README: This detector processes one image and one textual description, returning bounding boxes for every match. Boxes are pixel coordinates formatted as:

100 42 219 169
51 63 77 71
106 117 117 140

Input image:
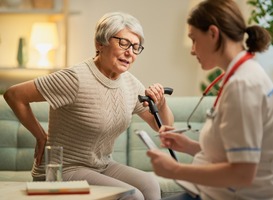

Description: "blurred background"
0 0 272 96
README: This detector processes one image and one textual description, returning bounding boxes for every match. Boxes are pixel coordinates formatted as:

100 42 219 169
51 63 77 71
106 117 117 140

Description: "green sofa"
0 94 215 198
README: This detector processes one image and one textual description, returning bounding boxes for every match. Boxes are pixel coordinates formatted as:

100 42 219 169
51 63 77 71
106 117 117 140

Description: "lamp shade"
30 22 59 50
29 22 59 68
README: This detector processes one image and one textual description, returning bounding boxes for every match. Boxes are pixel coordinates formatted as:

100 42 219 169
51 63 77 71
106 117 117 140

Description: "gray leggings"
62 161 161 200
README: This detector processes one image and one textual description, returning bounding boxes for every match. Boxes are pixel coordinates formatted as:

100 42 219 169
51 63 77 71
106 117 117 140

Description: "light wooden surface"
0 182 135 200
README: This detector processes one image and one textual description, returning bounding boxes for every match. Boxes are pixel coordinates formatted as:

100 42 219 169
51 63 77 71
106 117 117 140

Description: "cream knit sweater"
32 58 147 178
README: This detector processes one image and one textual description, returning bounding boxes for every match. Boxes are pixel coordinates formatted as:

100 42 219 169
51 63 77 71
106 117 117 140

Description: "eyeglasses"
112 36 144 55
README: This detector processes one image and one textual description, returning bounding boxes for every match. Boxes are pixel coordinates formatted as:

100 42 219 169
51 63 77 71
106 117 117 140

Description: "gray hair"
94 12 144 46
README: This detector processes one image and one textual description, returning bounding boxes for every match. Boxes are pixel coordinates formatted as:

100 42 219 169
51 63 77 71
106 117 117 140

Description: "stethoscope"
186 51 255 131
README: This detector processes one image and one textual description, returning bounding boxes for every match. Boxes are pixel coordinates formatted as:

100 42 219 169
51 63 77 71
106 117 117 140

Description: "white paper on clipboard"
134 129 158 150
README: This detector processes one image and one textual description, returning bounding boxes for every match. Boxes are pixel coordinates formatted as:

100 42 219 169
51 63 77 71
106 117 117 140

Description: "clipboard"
175 179 199 198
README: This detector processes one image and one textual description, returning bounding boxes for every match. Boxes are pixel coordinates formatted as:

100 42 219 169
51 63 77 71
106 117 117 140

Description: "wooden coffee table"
0 182 135 200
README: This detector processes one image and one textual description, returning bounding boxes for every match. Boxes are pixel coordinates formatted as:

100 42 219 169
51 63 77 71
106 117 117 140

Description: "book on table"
26 180 90 195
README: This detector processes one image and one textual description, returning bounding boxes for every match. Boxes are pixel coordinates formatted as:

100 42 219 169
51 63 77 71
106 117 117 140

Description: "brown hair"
187 0 271 53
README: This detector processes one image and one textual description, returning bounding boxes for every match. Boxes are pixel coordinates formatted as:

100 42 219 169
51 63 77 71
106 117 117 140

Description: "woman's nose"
125 46 134 56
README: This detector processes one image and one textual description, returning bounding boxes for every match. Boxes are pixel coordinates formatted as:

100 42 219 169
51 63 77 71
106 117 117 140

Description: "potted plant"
247 0 273 80
247 0 273 45
200 68 222 96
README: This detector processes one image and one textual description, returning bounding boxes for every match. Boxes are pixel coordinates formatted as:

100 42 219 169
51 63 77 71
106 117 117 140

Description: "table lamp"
30 22 59 68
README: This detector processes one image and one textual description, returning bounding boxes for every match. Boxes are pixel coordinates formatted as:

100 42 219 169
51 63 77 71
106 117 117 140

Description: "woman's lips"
119 59 130 65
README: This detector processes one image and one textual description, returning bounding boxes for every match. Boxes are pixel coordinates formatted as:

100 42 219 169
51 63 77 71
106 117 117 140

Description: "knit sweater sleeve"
34 69 79 109
126 73 148 115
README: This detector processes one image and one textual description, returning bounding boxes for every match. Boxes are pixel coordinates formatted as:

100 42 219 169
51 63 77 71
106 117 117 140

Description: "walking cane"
138 87 178 161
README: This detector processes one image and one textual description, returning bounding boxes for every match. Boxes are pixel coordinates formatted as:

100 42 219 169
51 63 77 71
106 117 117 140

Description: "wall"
68 0 204 96
68 0 273 97
1 0 271 96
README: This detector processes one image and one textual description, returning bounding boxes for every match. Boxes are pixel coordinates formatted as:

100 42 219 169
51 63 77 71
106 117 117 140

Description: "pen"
165 128 189 133
155 128 189 137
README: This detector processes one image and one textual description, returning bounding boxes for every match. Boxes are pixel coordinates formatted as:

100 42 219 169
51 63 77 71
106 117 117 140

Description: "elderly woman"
4 12 174 200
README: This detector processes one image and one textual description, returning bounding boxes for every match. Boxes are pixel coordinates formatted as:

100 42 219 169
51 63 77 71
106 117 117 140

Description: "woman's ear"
208 25 219 40
95 41 103 52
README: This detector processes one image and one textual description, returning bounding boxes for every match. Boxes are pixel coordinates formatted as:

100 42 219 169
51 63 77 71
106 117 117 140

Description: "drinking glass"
45 146 63 181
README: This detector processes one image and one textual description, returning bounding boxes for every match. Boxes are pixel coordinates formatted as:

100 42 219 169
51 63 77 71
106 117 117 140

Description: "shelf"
0 0 69 94
0 0 69 70
0 8 63 14
0 67 61 77
0 67 60 93
0 67 61 71
0 8 79 15
0 0 65 14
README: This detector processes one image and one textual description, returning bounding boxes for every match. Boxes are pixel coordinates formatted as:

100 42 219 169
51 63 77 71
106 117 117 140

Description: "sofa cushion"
112 131 128 165
155 175 186 198
127 96 215 171
0 98 49 171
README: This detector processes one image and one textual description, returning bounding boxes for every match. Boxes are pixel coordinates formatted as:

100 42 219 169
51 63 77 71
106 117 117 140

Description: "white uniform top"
191 51 273 200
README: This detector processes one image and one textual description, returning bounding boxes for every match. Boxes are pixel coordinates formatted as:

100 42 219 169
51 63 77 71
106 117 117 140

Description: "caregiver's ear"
208 25 220 40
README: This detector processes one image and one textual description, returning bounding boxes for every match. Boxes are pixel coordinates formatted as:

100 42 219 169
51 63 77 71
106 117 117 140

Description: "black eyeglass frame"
112 36 144 55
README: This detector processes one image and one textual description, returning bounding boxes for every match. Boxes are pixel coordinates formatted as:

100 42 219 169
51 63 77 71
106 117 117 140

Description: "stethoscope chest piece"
206 107 217 119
